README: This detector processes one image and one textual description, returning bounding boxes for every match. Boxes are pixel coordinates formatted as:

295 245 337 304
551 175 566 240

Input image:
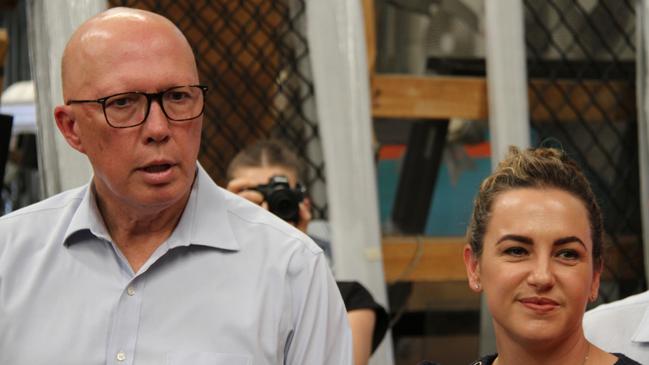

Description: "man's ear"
54 104 85 153
463 244 482 293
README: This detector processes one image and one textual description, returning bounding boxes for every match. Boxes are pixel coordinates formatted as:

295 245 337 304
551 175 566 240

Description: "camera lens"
267 190 300 223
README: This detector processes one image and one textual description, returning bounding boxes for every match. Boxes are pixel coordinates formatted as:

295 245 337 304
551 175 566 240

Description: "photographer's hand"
295 199 312 233
227 177 312 233
226 177 268 209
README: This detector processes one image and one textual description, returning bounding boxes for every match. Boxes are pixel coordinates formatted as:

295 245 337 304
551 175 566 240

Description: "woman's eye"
504 247 528 257
556 250 580 260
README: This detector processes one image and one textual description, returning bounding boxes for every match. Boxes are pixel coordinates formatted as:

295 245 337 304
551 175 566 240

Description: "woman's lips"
519 297 560 313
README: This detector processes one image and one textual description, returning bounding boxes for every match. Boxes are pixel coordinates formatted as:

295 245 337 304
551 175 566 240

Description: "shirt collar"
63 163 239 252
63 183 111 244
166 163 239 251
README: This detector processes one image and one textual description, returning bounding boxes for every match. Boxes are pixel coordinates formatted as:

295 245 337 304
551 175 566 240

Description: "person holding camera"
227 155 310 232
227 139 389 365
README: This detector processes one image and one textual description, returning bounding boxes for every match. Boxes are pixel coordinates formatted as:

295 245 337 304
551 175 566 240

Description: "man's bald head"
61 7 197 99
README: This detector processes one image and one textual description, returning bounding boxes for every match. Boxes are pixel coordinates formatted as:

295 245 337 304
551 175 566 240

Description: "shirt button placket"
107 279 143 365
116 351 127 362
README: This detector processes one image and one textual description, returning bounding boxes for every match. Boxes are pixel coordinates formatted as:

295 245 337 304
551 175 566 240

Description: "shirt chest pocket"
166 352 252 365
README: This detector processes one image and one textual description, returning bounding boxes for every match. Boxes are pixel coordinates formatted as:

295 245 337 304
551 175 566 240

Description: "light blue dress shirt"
0 165 352 365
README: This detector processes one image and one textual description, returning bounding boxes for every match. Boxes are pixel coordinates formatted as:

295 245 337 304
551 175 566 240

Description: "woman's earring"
589 293 598 302
475 283 481 290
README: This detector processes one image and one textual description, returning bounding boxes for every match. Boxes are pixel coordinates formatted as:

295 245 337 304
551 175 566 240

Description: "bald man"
0 7 352 365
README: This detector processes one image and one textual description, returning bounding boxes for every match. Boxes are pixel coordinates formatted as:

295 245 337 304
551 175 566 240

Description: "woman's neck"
493 327 591 365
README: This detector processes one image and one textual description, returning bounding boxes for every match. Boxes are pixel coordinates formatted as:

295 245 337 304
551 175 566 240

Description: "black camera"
254 175 305 223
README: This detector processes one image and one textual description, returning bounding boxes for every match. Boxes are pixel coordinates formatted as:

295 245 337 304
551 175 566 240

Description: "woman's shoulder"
458 353 639 365
613 353 642 365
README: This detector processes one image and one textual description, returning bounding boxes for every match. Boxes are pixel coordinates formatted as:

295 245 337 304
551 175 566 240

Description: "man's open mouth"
142 164 173 173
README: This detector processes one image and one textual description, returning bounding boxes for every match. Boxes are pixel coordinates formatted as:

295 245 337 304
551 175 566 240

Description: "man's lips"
140 163 174 173
136 161 178 184
519 297 560 312
137 161 177 173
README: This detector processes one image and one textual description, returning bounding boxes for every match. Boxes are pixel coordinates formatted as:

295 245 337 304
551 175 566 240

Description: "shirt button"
127 286 136 296
116 351 126 361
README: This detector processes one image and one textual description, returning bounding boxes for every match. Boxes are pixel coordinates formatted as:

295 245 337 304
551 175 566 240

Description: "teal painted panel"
424 158 491 236
376 154 491 236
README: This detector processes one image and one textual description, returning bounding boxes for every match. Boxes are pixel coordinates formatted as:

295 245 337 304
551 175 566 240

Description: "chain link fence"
524 0 644 300
109 0 328 219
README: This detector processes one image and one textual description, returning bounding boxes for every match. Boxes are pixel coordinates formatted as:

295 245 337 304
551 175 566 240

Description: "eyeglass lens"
105 85 204 127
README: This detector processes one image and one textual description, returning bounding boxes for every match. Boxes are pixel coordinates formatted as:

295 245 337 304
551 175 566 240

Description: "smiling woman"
451 147 639 365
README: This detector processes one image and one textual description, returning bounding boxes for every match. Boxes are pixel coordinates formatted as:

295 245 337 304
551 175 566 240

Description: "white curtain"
305 1 394 364
26 0 105 197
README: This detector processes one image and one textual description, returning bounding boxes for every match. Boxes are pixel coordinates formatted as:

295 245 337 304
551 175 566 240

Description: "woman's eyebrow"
554 236 586 248
496 234 533 245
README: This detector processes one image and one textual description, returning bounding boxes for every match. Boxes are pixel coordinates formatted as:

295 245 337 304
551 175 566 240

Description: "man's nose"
142 99 171 144
526 256 555 291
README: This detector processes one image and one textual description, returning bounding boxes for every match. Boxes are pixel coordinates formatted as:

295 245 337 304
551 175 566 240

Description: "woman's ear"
54 104 85 153
464 244 482 293
589 259 603 302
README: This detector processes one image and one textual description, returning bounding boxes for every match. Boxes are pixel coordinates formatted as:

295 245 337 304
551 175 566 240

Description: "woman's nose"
526 257 555 291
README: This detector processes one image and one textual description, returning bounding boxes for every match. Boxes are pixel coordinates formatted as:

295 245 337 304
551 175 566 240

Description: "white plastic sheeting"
26 0 105 197
482 0 530 356
305 1 394 364
637 0 649 285
485 0 531 162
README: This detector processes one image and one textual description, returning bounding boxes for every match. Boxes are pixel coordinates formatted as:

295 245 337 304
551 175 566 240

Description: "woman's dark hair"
467 146 603 267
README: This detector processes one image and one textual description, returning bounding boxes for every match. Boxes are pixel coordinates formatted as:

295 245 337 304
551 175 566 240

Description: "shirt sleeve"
284 244 353 365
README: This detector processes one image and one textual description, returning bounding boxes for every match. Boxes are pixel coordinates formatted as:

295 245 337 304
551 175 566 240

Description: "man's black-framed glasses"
66 85 208 128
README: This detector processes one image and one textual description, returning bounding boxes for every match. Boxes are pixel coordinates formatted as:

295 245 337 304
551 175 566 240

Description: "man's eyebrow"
554 236 585 248
496 234 533 245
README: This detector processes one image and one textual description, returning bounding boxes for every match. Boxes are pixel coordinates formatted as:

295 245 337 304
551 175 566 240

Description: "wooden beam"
0 29 7 63
372 75 488 120
361 0 376 76
0 29 7 96
371 74 634 123
382 236 468 283
405 282 480 311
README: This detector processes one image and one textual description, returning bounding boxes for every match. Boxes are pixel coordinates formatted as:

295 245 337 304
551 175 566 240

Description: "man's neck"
94 186 191 273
